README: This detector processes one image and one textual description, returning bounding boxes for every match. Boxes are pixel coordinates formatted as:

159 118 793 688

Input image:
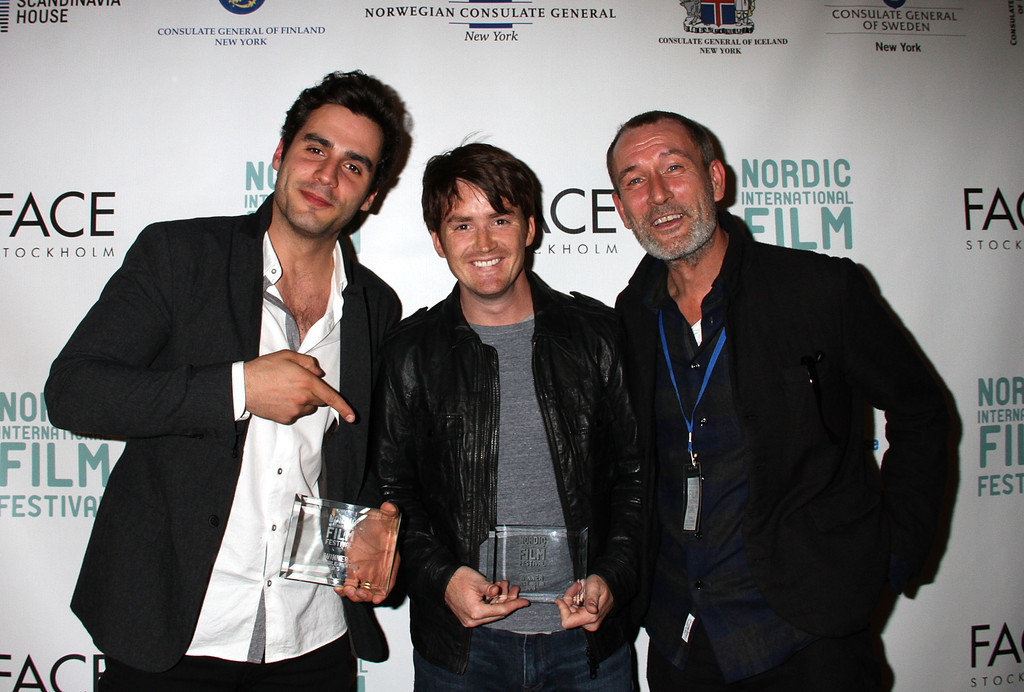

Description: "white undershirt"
187 235 348 662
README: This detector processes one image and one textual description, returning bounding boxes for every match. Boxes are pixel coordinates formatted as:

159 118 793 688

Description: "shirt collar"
262 234 348 328
640 224 740 314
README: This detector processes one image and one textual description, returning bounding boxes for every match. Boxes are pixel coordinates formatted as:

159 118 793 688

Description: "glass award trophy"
279 495 400 597
480 525 587 602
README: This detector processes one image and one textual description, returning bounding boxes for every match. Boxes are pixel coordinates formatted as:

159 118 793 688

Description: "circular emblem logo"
883 0 907 7
219 0 265 15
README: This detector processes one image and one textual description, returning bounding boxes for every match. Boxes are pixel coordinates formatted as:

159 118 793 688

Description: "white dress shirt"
187 235 348 662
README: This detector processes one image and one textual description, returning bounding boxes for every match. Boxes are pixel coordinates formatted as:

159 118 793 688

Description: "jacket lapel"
228 198 272 361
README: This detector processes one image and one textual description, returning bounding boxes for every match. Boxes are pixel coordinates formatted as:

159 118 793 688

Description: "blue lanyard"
658 310 726 466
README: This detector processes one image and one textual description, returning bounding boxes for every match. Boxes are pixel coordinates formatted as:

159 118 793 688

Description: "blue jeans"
413 627 634 691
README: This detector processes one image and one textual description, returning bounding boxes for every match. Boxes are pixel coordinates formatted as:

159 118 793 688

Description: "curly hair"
280 70 408 192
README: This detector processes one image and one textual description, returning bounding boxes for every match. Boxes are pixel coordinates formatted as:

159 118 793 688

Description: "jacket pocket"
780 355 844 444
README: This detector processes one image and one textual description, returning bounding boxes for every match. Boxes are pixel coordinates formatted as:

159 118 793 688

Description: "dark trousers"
413 627 635 691
99 636 354 692
647 622 881 691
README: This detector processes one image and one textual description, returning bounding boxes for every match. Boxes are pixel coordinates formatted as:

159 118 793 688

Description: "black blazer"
45 197 400 672
616 214 949 637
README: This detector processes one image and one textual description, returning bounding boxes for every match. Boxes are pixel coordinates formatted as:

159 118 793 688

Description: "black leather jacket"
375 273 645 674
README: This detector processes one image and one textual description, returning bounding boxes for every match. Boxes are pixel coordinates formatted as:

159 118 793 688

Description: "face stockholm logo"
964 188 1024 231
1 191 114 238
963 187 1023 252
548 188 618 235
970 622 1019 667
536 187 620 257
971 622 1024 690
0 651 105 691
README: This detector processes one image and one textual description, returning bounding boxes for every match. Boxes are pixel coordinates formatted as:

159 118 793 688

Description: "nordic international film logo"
0 391 110 520
975 376 1024 500
220 0 265 14
680 0 755 35
738 158 855 251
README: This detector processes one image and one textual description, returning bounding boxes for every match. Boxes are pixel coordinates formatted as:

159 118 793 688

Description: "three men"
607 111 949 689
375 143 645 689
47 69 950 691
45 71 407 690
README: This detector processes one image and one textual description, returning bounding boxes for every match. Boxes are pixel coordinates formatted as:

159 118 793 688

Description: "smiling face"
431 180 536 326
610 118 725 265
270 103 383 244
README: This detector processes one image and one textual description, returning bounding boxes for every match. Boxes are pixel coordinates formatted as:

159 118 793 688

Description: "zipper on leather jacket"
531 335 582 577
482 344 500 548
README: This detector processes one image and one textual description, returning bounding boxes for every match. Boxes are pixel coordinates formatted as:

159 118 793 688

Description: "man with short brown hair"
377 142 646 689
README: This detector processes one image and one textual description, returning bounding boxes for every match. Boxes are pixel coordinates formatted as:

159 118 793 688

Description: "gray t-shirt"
472 316 565 634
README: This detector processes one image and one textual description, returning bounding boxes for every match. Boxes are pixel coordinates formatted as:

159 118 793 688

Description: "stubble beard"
632 202 717 266
274 182 352 243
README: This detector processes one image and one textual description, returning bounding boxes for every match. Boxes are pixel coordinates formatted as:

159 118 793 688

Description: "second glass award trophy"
480 525 587 602
279 495 400 598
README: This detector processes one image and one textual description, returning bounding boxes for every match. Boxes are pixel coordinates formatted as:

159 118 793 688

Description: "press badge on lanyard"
683 461 702 532
658 311 726 534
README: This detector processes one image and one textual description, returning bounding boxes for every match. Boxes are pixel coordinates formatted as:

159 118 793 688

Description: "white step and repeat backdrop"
2 1 1022 690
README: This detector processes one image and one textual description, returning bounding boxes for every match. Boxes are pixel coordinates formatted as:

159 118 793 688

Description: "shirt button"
699 417 707 426
208 515 220 527
271 524 277 531
267 579 272 587
694 580 704 590
277 468 283 475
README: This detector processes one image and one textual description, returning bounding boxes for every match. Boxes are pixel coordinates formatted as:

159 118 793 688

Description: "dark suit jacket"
44 196 400 672
616 213 949 638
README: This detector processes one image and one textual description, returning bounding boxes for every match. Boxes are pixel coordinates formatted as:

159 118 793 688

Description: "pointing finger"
309 378 356 422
